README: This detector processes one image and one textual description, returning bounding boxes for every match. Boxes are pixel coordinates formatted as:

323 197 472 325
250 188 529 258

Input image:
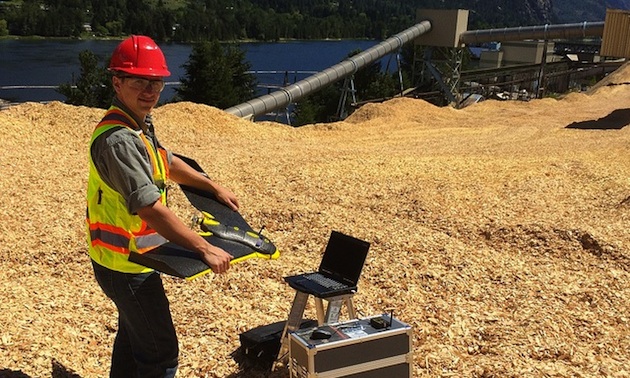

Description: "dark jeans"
92 260 179 378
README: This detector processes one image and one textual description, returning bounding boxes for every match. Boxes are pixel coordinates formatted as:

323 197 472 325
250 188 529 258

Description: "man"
86 35 236 377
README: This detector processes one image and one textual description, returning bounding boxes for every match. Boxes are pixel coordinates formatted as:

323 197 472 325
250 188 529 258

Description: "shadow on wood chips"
0 369 31 378
51 359 81 378
227 347 289 378
565 108 630 129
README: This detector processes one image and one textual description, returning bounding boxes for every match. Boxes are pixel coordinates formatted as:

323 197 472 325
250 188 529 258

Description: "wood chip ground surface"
1 64 630 377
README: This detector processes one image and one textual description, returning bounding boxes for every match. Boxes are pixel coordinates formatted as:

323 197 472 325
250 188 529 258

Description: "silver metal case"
288 315 413 377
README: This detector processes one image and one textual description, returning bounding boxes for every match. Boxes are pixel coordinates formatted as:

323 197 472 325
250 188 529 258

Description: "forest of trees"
0 0 562 42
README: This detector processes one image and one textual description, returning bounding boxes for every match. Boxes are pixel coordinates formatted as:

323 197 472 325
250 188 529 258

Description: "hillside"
554 0 630 22
1 63 630 377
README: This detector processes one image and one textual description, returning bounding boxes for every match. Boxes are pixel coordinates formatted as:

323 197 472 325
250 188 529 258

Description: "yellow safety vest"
86 106 169 273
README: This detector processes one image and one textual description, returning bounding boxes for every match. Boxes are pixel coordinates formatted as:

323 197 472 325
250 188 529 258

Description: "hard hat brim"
109 67 171 77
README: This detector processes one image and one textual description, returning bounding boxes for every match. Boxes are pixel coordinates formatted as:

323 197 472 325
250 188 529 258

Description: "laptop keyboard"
304 273 345 290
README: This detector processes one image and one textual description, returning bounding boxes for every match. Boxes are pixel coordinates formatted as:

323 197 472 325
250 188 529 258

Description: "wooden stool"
276 290 356 365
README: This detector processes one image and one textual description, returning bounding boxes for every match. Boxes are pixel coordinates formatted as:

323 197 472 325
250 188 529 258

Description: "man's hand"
138 201 233 274
201 244 233 274
214 186 239 211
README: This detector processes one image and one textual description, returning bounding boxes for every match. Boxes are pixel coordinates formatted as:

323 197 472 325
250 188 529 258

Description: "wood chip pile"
1 63 630 377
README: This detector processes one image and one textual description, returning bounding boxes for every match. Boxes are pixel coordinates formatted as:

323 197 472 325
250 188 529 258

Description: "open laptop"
284 231 370 298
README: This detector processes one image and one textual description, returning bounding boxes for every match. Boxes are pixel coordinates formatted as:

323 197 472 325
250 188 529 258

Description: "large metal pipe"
459 21 604 45
226 20 604 119
225 21 432 119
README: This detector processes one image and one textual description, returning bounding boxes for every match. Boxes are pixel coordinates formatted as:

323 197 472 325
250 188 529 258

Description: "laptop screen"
319 231 370 285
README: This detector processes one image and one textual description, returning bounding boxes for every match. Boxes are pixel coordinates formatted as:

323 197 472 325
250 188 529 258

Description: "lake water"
0 39 385 103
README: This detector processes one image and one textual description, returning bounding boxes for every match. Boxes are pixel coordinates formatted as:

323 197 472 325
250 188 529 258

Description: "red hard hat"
109 35 171 77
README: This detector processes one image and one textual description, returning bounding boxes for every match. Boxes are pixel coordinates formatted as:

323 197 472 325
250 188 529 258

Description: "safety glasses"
119 76 165 93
